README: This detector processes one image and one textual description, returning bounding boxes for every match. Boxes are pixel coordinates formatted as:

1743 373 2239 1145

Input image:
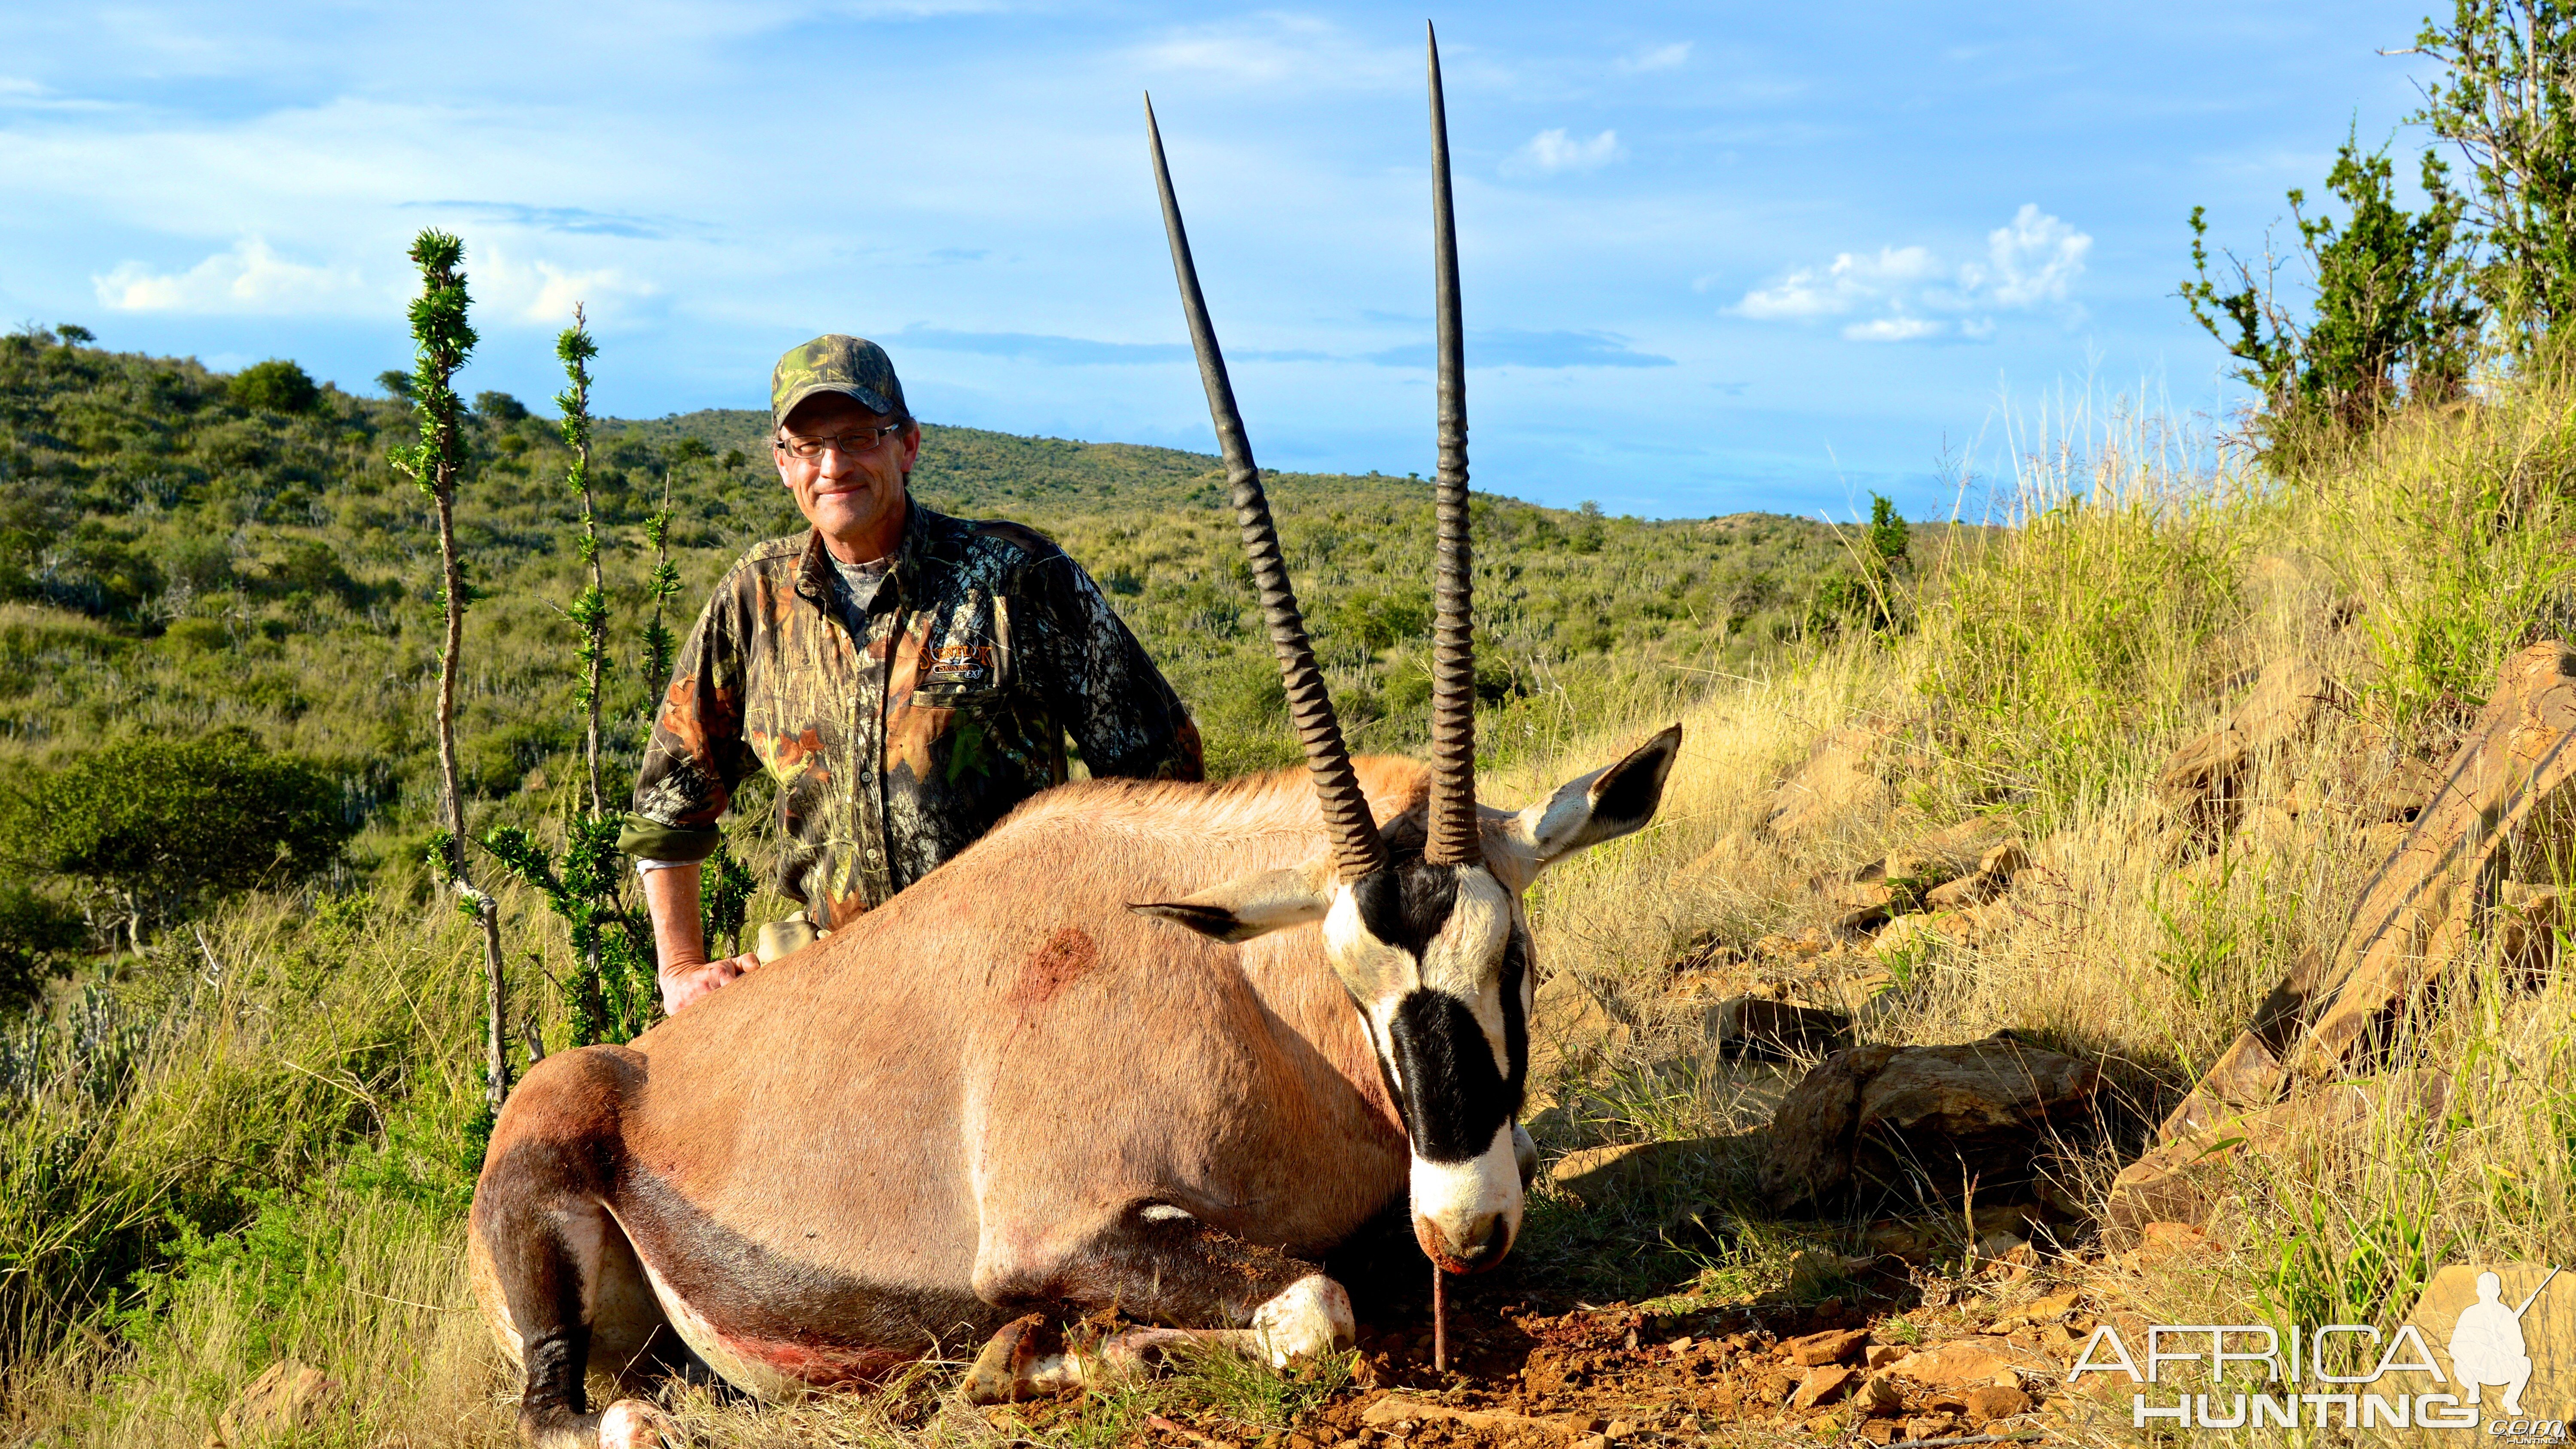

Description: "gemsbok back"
467 28 1681 1448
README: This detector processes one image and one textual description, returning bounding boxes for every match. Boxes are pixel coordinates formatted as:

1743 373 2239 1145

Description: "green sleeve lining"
617 815 723 863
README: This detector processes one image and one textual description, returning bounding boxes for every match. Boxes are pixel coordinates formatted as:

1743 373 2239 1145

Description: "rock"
1786 1327 1869 1366
1856 1373 1906 1416
1961 1384 2032 1424
210 1361 338 1448
1764 726 1895 842
2399 1263 2576 1425
1864 1343 1908 1368
1529 973 1629 1081
1705 997 1853 1061
1757 1037 2104 1213
1361 1399 1566 1435
1679 829 1761 882
1884 1338 2028 1388
1790 1365 1858 1410
1924 872 2005 910
2109 1068 2452 1242
2159 643 2576 1144
2155 658 2346 835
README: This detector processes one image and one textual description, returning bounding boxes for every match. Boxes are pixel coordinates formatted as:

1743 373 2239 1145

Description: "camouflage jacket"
620 498 1203 927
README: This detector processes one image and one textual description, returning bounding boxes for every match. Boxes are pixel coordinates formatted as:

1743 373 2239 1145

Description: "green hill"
0 332 1870 823
0 329 1915 1435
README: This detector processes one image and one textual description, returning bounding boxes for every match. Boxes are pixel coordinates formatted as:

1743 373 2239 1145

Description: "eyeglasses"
775 422 907 461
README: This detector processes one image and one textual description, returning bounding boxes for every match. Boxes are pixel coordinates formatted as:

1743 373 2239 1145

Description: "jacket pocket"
908 592 1014 705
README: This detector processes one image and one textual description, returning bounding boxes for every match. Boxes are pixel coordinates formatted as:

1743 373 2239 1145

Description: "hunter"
621 335 1204 1013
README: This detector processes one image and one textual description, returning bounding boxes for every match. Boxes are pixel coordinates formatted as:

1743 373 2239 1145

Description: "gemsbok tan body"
466 29 1680 1448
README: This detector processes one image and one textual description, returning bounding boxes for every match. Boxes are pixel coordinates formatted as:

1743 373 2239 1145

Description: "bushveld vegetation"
8 326 2576 1443
0 314 1880 1435
12 10 2576 1434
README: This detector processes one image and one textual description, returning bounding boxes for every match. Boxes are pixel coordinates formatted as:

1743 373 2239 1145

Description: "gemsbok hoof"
1251 1275 1356 1369
597 1399 679 1449
962 1314 1093 1403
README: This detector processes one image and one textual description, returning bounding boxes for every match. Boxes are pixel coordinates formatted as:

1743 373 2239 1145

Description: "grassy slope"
20 338 2570 1446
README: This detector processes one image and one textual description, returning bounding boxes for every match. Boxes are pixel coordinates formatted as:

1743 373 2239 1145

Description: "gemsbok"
467 28 1681 1449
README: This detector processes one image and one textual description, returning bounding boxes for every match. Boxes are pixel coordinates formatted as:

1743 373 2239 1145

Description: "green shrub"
7 729 356 950
0 882 85 1013
225 360 319 416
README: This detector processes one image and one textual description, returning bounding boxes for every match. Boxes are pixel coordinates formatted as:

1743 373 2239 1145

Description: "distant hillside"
0 333 1886 859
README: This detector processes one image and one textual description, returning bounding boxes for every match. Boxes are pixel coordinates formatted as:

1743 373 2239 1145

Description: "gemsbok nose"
1416 1210 1513 1273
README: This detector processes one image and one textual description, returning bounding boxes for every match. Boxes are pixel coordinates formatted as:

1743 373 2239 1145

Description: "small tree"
640 458 689 694
2183 131 2480 445
2405 1 2576 357
482 307 654 1046
387 229 513 1125
1810 493 1911 637
12 730 354 955
54 324 93 347
228 359 321 415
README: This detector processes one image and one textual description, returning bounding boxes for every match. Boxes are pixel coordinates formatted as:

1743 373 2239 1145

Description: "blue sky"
0 3 2446 520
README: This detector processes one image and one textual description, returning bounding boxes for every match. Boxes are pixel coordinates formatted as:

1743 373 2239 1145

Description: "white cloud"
0 76 115 112
1130 14 1407 91
1515 128 1623 175
1968 203 2090 307
92 236 375 314
473 245 656 326
1618 42 1692 73
1737 246 1939 321
1842 316 1940 342
1731 206 2089 342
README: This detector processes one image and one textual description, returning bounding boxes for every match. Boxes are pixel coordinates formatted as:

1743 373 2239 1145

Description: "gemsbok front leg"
962 1202 1357 1402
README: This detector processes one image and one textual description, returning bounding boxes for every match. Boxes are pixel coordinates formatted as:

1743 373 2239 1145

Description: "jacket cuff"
617 815 722 862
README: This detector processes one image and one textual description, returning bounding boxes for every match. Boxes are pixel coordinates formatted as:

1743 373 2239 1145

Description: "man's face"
775 393 921 559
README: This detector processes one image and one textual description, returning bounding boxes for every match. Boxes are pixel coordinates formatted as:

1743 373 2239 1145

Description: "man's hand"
660 951 758 1015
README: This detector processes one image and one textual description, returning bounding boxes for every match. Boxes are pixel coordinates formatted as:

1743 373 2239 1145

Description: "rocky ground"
977 1213 2214 1449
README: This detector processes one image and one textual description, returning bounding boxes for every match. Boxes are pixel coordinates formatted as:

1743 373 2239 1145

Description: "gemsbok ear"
1489 724 1682 891
1129 858 1335 944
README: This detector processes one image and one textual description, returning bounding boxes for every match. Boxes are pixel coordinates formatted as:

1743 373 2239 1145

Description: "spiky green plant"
558 306 607 812
386 229 511 1126
475 307 663 1046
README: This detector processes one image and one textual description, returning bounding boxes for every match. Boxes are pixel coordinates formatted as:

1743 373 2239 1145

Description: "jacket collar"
794 493 942 616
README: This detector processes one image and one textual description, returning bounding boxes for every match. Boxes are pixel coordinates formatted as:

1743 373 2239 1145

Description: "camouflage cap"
770 334 909 430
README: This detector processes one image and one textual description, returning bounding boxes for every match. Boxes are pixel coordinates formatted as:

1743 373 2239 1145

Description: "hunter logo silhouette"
2452 1267 2560 1417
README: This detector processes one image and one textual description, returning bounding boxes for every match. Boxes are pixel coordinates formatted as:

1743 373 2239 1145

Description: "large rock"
2105 1069 2450 1245
2155 658 2346 836
1757 1036 2101 1213
2158 642 2576 1143
1764 726 1894 842
1529 973 1628 1082
1704 996 1852 1061
210 1361 338 1448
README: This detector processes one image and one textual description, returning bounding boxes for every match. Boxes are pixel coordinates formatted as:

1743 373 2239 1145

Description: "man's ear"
1129 857 1335 944
1489 724 1681 891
